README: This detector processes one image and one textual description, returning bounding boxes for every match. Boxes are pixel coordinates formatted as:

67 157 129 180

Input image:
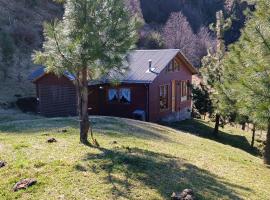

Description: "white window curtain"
108 89 118 102
119 88 131 103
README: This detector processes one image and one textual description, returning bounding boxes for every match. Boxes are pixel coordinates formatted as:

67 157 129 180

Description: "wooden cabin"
29 49 197 122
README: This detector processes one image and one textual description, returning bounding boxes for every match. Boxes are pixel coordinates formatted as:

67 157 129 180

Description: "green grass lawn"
0 112 270 200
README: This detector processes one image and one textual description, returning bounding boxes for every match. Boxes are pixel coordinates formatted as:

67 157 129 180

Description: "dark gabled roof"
29 66 75 82
29 49 197 84
116 49 180 82
92 49 197 85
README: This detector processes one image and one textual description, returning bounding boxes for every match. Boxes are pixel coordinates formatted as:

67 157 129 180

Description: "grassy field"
0 111 269 200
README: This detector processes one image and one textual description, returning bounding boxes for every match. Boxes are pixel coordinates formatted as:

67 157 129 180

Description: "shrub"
24 0 39 8
16 97 38 113
0 31 15 79
10 22 39 47
138 31 164 49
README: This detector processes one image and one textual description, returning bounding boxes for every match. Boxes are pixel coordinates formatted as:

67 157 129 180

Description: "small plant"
34 161 46 168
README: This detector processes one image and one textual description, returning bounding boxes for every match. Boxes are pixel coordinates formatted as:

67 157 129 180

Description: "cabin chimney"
148 59 152 71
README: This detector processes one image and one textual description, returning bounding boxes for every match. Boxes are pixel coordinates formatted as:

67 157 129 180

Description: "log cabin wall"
35 74 77 117
149 54 193 122
88 83 148 120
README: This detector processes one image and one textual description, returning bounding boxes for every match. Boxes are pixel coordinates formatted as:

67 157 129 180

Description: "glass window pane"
160 85 169 110
108 89 118 102
119 88 131 103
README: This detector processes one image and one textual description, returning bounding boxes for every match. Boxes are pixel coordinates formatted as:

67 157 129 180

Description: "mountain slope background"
0 0 62 106
0 0 252 106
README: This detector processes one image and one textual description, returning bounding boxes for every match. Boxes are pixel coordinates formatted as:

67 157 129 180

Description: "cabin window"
166 59 180 72
181 81 190 101
174 60 180 71
119 88 131 104
108 88 131 104
187 80 191 100
108 89 118 103
160 85 169 110
167 61 173 72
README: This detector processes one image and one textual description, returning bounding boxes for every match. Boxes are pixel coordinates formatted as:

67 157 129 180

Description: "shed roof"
28 66 75 82
29 49 197 84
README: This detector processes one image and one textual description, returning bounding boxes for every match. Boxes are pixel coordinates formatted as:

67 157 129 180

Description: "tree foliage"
34 0 137 78
222 0 270 164
192 83 213 118
163 12 215 66
0 32 15 79
33 0 137 144
138 31 164 49
200 10 231 136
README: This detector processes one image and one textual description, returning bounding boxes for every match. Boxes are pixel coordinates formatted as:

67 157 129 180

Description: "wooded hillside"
0 0 252 105
0 0 62 105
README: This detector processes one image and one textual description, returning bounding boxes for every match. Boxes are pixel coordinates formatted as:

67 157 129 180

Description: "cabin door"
172 80 181 112
175 81 182 112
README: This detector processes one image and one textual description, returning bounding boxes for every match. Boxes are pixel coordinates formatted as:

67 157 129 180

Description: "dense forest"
0 0 252 105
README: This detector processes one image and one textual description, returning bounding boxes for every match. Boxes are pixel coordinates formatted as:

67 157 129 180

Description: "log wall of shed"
35 74 77 117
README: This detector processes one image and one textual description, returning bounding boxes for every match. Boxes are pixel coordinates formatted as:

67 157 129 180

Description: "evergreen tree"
201 10 231 136
0 32 15 80
222 0 270 164
192 83 213 119
33 0 137 145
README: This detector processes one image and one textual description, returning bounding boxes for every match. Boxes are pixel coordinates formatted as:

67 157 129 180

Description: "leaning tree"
33 0 137 145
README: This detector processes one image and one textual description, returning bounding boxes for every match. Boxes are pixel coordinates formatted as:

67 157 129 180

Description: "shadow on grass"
162 119 261 157
75 146 251 200
0 118 78 134
92 117 173 142
0 116 172 142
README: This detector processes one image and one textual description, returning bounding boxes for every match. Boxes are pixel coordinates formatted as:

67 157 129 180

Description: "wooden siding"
32 53 194 121
149 54 193 122
88 83 148 120
36 74 77 117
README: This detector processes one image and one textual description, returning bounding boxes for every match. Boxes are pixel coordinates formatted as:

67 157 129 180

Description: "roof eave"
30 70 75 83
177 52 198 75
88 80 152 86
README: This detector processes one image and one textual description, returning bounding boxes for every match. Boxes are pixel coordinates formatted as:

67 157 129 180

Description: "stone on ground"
0 161 6 168
13 178 37 191
171 189 195 200
47 138 57 143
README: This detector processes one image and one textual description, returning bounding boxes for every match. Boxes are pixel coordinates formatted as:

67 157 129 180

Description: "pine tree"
201 10 231 136
0 32 15 80
222 0 270 164
33 0 137 145
192 83 213 119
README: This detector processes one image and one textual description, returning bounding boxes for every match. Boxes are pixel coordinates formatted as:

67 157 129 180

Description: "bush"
0 31 15 79
24 0 39 8
138 31 164 49
10 22 39 47
16 97 38 113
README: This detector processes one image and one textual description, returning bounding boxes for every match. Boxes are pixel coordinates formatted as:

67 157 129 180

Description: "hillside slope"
0 0 62 105
0 115 269 200
0 0 251 106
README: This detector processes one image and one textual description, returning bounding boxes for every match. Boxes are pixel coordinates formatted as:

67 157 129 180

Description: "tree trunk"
251 125 256 148
264 121 270 165
213 114 220 136
241 123 246 131
77 67 90 144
